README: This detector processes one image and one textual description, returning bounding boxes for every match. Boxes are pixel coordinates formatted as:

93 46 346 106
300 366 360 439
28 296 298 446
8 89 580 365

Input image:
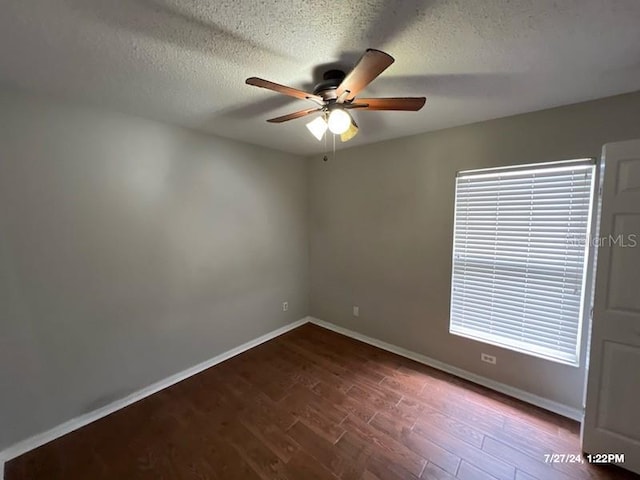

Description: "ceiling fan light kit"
246 49 426 144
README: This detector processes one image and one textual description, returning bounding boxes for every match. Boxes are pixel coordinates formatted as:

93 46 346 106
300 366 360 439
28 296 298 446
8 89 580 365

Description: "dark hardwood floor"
5 323 637 480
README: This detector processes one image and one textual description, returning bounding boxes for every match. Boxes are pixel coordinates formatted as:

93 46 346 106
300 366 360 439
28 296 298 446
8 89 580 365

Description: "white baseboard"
0 317 310 479
309 317 583 422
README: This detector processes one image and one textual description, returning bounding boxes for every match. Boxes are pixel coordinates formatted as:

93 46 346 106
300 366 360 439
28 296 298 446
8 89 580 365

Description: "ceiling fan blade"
246 77 324 105
347 97 426 111
267 107 322 123
335 49 394 101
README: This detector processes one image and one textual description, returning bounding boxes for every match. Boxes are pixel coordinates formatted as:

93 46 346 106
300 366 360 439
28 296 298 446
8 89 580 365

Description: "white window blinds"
449 159 596 365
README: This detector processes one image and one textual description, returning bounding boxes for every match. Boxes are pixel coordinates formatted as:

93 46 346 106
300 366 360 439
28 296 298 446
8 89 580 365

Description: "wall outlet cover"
481 353 497 365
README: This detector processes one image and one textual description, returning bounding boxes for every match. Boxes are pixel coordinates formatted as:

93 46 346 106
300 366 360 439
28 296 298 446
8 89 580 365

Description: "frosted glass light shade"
340 120 359 142
306 116 328 141
327 109 351 134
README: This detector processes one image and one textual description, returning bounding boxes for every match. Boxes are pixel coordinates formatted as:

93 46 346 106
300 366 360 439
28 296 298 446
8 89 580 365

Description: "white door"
582 139 640 474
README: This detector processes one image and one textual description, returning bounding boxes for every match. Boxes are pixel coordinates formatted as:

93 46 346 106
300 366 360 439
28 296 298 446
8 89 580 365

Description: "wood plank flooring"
5 323 638 479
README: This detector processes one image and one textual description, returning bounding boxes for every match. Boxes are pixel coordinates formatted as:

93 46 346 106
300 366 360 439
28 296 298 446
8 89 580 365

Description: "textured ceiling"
1 0 639 155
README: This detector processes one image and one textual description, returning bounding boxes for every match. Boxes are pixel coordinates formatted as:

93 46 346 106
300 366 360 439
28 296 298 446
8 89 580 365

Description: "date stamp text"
543 453 625 464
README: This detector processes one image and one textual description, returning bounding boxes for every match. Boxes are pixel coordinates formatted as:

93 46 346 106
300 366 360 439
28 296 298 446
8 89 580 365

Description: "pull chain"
333 133 336 161
322 127 328 161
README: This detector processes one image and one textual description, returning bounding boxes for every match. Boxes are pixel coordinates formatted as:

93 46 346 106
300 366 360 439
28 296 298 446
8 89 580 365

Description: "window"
449 159 596 365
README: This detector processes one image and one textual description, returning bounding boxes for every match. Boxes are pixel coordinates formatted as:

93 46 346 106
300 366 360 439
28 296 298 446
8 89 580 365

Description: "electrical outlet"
282 301 289 312
353 306 359 317
481 353 496 365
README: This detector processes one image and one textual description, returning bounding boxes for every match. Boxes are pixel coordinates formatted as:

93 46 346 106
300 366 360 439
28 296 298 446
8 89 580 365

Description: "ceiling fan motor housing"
313 69 346 101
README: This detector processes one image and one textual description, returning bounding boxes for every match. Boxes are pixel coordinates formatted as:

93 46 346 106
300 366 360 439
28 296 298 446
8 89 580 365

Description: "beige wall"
0 91 309 449
308 91 640 410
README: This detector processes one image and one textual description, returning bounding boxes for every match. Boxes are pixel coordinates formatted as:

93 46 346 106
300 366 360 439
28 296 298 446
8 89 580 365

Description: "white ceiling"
1 0 639 155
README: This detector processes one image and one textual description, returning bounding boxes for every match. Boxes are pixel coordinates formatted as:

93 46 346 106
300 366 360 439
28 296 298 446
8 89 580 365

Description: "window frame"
448 158 598 366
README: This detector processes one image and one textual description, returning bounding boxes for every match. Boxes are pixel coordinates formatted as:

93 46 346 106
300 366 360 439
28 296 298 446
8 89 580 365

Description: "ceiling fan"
245 49 426 143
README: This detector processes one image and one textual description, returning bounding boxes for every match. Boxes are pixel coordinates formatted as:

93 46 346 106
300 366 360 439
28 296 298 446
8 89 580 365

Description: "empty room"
1 1 640 479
